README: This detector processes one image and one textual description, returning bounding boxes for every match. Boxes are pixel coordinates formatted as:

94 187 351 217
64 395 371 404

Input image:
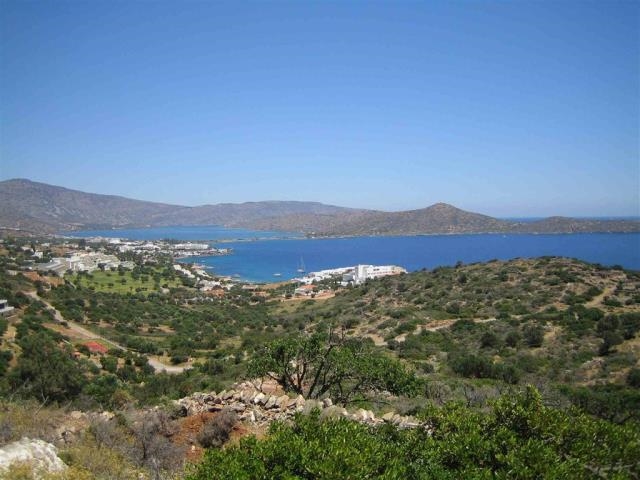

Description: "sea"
66 226 640 283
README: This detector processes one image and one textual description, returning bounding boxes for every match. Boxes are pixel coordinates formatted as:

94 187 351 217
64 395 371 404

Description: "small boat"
297 257 306 273
273 273 282 277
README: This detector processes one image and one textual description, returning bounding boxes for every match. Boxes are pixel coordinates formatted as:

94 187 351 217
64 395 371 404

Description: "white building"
296 264 406 286
173 264 195 278
0 299 15 316
343 265 406 285
173 243 210 251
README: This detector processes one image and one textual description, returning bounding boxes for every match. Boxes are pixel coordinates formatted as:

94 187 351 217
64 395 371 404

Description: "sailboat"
297 257 306 273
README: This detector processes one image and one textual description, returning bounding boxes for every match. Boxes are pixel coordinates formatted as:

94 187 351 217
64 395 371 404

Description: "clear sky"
1 1 638 217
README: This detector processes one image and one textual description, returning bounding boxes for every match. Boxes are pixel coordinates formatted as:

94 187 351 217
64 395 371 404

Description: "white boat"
297 257 306 273
273 273 282 277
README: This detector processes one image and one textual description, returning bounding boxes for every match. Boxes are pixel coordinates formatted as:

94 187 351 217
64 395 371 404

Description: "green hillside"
1 239 638 479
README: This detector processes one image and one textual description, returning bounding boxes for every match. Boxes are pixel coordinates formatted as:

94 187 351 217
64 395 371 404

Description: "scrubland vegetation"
1 239 639 478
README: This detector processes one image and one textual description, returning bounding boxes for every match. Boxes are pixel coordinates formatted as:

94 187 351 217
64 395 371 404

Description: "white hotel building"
296 264 406 286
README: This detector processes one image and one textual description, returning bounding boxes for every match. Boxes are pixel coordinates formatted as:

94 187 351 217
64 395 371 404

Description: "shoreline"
58 228 640 244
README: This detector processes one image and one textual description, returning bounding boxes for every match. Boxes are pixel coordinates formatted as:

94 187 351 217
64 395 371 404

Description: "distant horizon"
1 1 638 217
1 177 638 219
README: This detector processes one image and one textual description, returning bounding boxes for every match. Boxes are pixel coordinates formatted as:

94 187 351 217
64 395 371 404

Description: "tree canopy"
248 331 419 405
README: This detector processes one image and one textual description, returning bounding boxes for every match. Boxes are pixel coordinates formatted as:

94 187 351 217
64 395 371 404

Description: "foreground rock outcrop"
0 437 67 477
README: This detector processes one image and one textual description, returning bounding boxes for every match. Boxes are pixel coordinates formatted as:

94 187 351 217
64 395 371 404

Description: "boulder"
277 395 290 410
264 395 278 409
240 390 256 403
221 390 235 400
319 406 348 420
354 409 371 422
0 438 66 477
382 412 395 422
229 402 246 413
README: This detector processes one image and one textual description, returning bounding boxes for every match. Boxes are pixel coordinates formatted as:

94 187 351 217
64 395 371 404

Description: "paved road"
25 291 190 374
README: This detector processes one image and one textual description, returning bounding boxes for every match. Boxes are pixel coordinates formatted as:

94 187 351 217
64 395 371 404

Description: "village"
0 236 406 302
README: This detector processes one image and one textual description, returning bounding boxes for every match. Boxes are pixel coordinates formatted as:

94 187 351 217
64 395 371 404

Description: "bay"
67 226 640 283
181 232 640 283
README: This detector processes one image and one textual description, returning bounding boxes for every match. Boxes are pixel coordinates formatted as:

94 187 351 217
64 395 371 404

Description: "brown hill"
0 179 359 234
0 178 638 236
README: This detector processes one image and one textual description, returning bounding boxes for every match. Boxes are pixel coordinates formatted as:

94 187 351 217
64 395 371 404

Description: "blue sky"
1 1 638 216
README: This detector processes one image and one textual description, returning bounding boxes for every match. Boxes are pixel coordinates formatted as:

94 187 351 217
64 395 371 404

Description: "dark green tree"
10 332 86 403
248 331 419 405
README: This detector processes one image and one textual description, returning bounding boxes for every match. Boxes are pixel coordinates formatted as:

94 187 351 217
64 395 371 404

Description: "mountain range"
0 178 638 236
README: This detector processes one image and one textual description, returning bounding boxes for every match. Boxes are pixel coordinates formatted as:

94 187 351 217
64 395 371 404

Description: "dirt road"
25 291 190 374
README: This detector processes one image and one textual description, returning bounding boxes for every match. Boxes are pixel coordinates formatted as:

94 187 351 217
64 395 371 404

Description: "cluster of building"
104 238 230 258
34 252 135 276
172 263 236 295
293 264 406 296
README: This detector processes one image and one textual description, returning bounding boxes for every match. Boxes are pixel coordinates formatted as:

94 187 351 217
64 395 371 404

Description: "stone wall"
175 381 429 431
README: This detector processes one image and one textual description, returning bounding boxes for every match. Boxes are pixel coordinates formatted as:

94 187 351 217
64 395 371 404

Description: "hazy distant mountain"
155 201 363 227
0 178 638 236
240 204 640 236
0 179 178 233
0 179 361 234
239 203 512 235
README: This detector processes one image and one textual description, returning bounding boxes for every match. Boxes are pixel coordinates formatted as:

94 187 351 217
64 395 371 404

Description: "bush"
523 323 544 348
505 330 521 347
197 409 237 448
187 387 640 479
480 331 500 349
599 331 623 356
626 368 640 388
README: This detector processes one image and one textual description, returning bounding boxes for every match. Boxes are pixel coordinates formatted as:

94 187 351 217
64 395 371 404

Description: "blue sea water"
66 226 640 283
182 233 640 283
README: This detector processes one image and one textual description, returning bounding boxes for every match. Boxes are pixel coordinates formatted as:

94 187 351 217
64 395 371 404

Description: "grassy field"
70 269 183 294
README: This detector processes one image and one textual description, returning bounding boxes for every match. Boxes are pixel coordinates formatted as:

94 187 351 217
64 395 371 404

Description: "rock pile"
175 381 427 431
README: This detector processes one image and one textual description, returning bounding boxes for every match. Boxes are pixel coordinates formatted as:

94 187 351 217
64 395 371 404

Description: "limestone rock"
221 390 234 400
320 405 348 420
241 390 256 403
264 395 278 409
229 402 246 412
0 438 66 477
277 395 290 410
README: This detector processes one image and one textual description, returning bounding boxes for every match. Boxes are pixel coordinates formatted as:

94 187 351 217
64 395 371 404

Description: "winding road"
25 291 190 374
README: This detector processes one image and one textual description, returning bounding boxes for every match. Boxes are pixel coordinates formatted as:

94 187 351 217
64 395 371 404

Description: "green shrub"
197 409 237 448
187 387 640 479
523 323 544 348
627 368 640 388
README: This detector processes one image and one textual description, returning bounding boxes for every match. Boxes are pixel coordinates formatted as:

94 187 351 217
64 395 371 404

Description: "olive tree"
248 330 419 405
